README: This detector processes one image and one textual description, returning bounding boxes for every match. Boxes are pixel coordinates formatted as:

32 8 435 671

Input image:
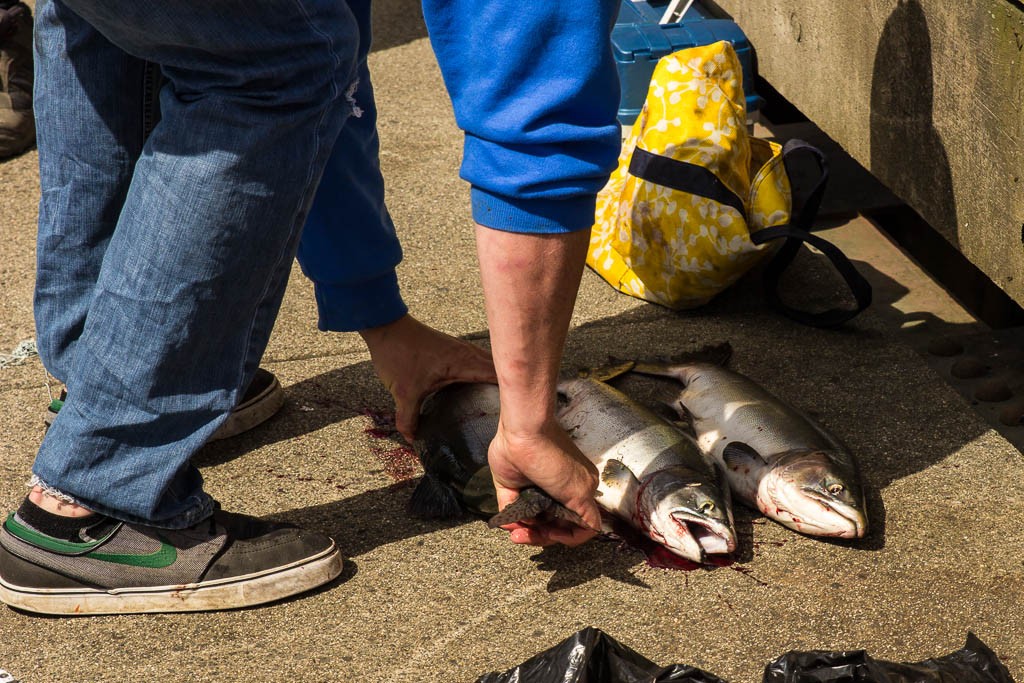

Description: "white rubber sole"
208 372 285 442
0 545 342 616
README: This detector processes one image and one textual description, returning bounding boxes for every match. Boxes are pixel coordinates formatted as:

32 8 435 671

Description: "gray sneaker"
208 367 286 442
0 503 342 615
43 368 286 441
0 1 33 159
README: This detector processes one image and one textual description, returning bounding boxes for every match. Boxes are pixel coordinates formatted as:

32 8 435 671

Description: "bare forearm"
475 225 589 433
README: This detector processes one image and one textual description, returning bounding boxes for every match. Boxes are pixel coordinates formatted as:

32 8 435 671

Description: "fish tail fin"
576 359 636 383
408 473 469 520
487 487 591 530
487 487 551 528
573 343 728 385
631 342 733 381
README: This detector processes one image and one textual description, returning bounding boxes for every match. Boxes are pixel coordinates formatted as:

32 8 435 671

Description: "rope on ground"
0 339 38 370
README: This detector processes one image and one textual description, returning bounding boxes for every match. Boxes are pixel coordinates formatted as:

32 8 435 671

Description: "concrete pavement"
1 4 1022 680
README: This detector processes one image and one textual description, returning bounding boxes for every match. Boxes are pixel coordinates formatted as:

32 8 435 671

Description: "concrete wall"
712 0 1024 305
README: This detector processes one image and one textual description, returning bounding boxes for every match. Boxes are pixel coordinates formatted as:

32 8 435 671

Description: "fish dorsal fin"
722 441 769 468
408 473 469 520
578 359 636 383
601 458 640 490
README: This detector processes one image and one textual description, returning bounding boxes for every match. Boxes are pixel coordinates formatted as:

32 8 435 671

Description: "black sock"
15 497 100 542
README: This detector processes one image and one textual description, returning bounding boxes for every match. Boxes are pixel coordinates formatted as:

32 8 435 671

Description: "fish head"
637 466 737 562
760 450 868 538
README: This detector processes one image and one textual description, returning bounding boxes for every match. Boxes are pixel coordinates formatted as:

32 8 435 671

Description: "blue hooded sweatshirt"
297 0 622 331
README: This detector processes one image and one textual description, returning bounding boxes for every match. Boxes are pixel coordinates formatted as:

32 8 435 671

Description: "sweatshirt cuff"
314 271 408 332
471 187 597 234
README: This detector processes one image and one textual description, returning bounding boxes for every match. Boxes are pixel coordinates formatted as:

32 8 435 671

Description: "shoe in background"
0 1 33 159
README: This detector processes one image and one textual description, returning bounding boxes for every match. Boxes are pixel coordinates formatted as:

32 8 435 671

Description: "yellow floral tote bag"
589 40 871 327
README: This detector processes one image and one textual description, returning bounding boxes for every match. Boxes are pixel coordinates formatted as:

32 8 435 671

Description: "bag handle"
628 147 746 216
750 139 873 328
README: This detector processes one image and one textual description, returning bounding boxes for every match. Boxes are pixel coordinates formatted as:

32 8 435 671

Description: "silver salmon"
410 381 736 562
630 350 868 539
408 383 585 529
556 377 737 562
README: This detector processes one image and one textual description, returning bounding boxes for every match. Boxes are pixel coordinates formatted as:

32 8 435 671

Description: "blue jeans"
298 0 407 333
31 0 397 527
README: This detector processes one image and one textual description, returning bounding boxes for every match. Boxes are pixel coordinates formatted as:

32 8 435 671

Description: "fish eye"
826 483 845 495
700 501 715 513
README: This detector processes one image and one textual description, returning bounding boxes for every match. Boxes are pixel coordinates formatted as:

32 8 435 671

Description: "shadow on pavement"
370 0 429 53
870 0 957 246
200 249 989 566
272 479 463 558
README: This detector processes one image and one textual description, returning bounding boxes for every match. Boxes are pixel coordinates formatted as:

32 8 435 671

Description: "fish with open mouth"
409 379 737 563
555 374 737 563
627 344 868 539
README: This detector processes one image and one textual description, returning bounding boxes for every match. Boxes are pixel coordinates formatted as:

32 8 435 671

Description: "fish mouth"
668 510 737 559
798 489 868 538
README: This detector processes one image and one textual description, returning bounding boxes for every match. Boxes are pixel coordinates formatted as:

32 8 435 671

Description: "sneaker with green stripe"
0 500 342 615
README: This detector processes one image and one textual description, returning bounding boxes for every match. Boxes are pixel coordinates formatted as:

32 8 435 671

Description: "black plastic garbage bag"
475 626 727 683
475 629 1014 683
762 633 1014 683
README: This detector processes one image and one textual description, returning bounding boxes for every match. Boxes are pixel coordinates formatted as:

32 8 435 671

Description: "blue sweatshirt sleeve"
422 0 622 234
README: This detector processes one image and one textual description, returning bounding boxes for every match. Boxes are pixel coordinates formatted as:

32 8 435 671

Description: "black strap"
779 139 828 231
628 146 746 217
750 140 872 328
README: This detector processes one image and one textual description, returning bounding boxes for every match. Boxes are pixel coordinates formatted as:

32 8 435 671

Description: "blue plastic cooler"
613 0 762 125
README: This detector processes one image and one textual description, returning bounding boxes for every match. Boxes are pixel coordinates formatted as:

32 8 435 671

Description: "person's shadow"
870 0 957 246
